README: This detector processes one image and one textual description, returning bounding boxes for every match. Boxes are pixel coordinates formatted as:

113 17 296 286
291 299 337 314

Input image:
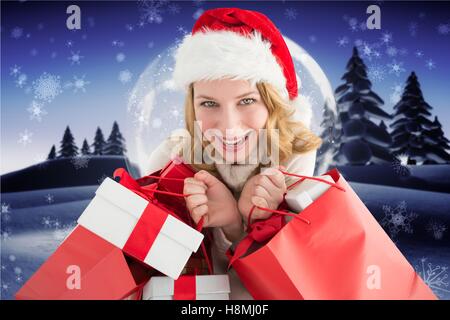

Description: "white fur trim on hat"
172 28 289 100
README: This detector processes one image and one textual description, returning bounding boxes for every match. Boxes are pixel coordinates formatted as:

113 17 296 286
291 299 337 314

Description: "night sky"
2 0 450 174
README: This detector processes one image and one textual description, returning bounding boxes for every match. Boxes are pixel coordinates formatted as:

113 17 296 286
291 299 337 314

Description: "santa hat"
172 7 312 128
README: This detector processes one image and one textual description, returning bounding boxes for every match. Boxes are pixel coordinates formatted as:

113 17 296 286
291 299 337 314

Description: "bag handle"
247 169 345 227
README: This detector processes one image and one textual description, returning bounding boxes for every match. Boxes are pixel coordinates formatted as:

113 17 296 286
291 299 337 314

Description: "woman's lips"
217 132 250 152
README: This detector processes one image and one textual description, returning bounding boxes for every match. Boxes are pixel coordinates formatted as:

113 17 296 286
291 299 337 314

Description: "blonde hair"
179 81 321 177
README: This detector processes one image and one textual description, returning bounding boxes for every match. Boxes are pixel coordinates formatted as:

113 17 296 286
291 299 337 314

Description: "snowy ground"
1 183 449 300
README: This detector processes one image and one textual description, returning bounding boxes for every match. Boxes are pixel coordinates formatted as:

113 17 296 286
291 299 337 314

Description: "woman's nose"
220 105 241 132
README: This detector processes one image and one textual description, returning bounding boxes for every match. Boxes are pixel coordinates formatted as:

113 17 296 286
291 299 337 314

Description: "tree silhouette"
333 47 393 165
92 127 106 155
81 139 91 156
58 126 78 158
47 145 56 160
103 121 127 155
390 72 450 164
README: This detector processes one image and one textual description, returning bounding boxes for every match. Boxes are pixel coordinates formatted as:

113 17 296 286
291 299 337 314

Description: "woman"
147 8 321 299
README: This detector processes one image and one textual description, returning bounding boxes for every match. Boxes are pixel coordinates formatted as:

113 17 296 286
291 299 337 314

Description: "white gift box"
285 174 334 213
143 275 231 300
77 177 204 280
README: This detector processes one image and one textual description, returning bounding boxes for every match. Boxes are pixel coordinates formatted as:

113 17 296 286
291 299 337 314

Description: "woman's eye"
239 98 256 105
200 101 217 108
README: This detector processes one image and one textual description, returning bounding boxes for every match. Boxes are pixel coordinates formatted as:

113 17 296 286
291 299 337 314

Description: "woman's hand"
238 167 287 224
183 170 243 241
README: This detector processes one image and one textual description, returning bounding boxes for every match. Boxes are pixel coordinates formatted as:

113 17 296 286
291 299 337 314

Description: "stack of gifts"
227 169 438 300
16 158 230 300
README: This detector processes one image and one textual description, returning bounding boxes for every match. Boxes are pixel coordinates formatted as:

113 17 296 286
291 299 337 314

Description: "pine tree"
316 101 340 174
47 145 56 160
92 127 106 155
103 121 126 156
390 72 450 164
333 47 393 165
81 139 91 156
58 126 78 158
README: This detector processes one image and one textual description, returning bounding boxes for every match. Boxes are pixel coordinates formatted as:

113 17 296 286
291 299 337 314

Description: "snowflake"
359 22 367 31
68 50 84 65
125 24 134 31
45 194 54 204
50 51 58 59
309 35 317 43
9 64 21 77
41 216 61 229
415 50 424 58
1 228 12 241
138 0 167 24
398 48 408 56
10 27 23 39
30 48 38 56
71 156 90 170
27 100 48 122
386 46 398 57
53 222 77 241
337 36 349 47
147 41 154 49
284 8 298 21
33 72 62 102
1 203 11 215
415 258 449 298
65 75 90 93
368 64 386 82
425 59 436 70
193 0 204 6
152 117 162 128
437 23 450 35
354 39 363 47
387 60 406 77
167 3 180 15
177 25 188 35
133 110 149 127
116 52 126 62
348 17 358 27
18 129 33 146
349 24 359 32
119 69 133 84
112 40 125 47
361 43 374 59
66 39 74 47
15 73 28 88
426 220 447 240
380 32 393 45
409 22 418 37
137 20 146 28
381 201 418 239
391 153 410 176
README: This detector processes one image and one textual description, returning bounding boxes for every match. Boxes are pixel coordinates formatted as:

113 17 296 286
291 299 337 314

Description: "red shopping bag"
227 169 437 300
16 225 154 300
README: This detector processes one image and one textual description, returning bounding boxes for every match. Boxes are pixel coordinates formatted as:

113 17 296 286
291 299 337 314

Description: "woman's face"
193 79 269 164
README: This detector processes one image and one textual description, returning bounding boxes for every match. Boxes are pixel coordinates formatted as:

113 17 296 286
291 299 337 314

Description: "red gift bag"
16 225 153 300
227 169 437 300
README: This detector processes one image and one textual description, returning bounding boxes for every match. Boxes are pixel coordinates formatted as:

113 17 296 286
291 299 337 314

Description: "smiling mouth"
216 131 252 150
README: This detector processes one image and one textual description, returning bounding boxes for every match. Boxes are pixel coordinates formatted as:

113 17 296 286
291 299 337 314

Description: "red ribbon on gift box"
113 168 213 276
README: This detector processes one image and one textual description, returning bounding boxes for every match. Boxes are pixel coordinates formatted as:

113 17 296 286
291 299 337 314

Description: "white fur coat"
146 137 317 299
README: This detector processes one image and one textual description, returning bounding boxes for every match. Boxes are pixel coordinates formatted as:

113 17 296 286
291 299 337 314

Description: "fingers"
186 194 207 210
261 168 287 191
191 204 209 225
250 196 272 221
194 170 220 188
